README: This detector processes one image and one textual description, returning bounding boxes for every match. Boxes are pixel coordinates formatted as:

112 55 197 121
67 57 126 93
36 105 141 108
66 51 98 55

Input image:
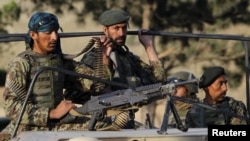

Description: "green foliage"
31 0 74 14
0 0 21 55
0 0 21 33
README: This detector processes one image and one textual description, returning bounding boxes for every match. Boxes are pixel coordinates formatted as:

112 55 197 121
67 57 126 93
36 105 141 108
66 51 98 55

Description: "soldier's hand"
100 36 113 66
138 29 153 49
138 29 159 61
100 36 113 57
49 100 76 119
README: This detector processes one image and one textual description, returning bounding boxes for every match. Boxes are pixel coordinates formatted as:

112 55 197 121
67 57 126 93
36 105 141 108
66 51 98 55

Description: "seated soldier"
78 9 165 130
2 12 104 136
185 66 250 127
167 71 199 128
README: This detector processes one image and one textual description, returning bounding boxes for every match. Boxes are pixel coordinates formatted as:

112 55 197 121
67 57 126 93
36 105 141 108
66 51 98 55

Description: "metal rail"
1 30 250 42
1 30 249 114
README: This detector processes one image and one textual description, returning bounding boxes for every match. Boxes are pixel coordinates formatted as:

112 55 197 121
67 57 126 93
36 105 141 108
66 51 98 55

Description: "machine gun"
12 66 250 139
73 79 196 131
72 77 250 133
12 66 193 138
68 76 250 133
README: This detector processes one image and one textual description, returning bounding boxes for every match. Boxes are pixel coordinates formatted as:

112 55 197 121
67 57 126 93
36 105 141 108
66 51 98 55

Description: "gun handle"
88 112 98 131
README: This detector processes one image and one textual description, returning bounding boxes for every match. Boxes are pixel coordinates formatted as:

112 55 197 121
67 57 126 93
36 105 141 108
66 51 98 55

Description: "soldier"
185 66 250 127
80 9 165 129
81 9 165 89
167 71 199 128
2 12 92 135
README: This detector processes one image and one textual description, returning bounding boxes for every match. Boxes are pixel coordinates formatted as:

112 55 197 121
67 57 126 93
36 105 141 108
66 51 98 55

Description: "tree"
0 0 21 56
0 1 20 34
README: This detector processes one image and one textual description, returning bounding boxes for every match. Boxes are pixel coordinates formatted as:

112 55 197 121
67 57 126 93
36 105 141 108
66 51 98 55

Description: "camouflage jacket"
168 101 192 128
80 45 165 91
185 96 249 128
2 50 90 134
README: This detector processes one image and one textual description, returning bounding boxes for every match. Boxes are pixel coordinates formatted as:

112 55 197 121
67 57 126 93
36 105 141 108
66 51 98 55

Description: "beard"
112 36 126 46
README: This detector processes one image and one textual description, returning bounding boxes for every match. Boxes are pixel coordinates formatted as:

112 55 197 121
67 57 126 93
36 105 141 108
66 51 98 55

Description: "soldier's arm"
129 53 165 85
74 60 112 96
3 57 50 126
138 29 159 62
149 60 165 82
230 100 249 125
136 29 165 83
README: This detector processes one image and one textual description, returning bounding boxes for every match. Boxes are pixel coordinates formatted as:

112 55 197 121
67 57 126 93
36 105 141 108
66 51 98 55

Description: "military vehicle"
0 31 249 141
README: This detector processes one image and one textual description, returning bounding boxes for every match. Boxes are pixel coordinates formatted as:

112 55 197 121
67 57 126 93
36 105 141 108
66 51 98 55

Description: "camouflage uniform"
81 9 165 91
185 66 249 127
81 46 164 89
2 49 94 135
2 12 92 135
79 9 165 130
80 41 164 130
168 102 191 127
185 96 249 127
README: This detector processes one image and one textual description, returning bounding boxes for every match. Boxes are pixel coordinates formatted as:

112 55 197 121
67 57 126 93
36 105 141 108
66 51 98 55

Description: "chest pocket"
23 53 65 108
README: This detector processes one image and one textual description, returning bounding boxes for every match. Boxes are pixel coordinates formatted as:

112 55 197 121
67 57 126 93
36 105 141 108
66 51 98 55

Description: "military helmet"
167 71 198 94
